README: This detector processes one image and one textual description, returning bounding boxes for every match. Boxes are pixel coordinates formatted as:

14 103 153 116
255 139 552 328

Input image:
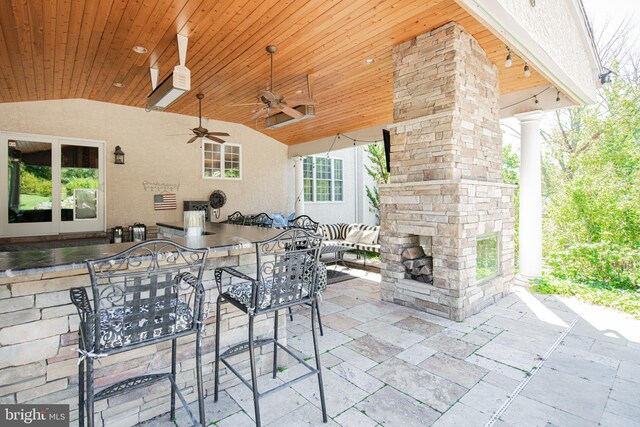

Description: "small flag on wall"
154 193 177 210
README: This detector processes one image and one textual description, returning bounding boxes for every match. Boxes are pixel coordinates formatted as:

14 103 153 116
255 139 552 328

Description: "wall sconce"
114 145 125 164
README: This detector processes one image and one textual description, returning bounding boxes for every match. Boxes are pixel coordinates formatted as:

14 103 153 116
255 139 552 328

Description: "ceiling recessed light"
132 46 148 54
364 58 376 64
296 89 304 94
113 82 125 88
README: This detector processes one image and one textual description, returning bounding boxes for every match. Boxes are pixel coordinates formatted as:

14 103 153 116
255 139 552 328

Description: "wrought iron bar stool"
286 215 326 335
227 211 245 225
214 228 327 426
244 212 274 228
70 240 209 427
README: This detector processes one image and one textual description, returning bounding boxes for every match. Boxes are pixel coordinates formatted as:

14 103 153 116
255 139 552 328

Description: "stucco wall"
496 0 597 99
0 99 289 230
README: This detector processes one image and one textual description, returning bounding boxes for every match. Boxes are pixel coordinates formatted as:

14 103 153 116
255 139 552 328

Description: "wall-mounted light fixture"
114 145 125 164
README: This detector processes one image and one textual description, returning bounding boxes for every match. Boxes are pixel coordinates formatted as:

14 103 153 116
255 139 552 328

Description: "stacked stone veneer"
380 22 516 321
0 250 286 426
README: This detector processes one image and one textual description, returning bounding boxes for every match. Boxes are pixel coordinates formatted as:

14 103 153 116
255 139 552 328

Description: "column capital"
514 110 544 123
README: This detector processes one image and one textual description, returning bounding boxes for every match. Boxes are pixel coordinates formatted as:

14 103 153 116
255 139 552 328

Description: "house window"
203 142 241 179
1 132 105 237
477 234 500 283
303 155 344 202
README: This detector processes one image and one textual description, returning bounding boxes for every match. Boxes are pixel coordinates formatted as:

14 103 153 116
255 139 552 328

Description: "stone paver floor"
146 267 640 427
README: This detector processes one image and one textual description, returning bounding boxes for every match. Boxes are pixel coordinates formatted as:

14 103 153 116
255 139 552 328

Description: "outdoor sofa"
319 223 381 254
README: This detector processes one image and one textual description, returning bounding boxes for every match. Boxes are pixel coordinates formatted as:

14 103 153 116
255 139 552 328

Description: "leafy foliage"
364 143 390 224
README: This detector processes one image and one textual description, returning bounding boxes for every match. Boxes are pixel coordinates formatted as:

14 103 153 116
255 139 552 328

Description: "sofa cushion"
320 223 348 240
359 228 379 245
345 228 363 243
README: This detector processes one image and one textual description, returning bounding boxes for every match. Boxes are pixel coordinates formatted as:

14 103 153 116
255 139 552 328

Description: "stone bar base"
380 180 515 321
0 249 286 426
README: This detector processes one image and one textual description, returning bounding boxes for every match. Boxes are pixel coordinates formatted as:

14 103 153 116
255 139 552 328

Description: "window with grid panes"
302 155 344 202
203 142 241 179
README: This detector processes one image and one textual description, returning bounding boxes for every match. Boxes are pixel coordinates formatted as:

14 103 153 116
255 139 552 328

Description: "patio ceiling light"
524 63 531 77
505 46 512 68
132 46 148 54
113 82 125 88
364 58 376 64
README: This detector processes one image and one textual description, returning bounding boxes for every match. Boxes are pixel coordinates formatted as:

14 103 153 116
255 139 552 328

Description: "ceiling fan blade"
207 132 230 136
251 107 267 120
167 133 193 136
186 135 199 144
228 102 263 106
205 135 226 143
284 98 317 106
279 104 304 119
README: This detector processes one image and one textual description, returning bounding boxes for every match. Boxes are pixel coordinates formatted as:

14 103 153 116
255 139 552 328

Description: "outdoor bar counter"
0 223 286 426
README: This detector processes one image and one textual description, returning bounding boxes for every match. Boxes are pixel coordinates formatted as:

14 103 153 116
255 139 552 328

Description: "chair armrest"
70 287 92 315
176 271 204 293
214 266 256 294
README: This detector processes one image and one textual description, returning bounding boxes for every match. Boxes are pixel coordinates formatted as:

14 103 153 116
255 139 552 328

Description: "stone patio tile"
172 390 241 426
555 342 620 369
330 361 384 393
317 300 347 316
395 343 437 365
544 348 618 386
481 370 521 392
475 342 539 372
431 402 490 427
325 295 365 309
288 323 312 336
616 360 640 383
342 302 397 323
459 380 509 415
482 305 525 320
441 328 466 339
478 324 504 335
500 395 555 427
605 397 640 420
571 320 629 345
591 339 640 363
465 354 527 381
265 402 339 427
355 386 441 427
321 313 362 332
409 310 458 328
334 408 378 427
419 353 488 388
460 328 496 346
461 312 494 328
424 333 479 360
485 316 561 341
547 409 598 427
368 357 467 413
342 328 366 340
287 327 352 357
291 367 369 418
609 377 640 407
225 375 308 425
491 330 556 356
329 345 378 371
558 334 595 351
393 316 445 337
520 368 609 421
320 351 344 368
217 411 255 427
493 294 520 308
599 411 639 427
344 335 403 363
356 320 425 349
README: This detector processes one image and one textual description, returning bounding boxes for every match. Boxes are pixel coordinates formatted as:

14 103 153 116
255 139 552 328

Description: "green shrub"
20 170 52 196
547 243 640 290
64 177 99 196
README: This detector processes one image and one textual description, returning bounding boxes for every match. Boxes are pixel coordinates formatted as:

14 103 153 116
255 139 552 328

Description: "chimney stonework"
380 22 516 321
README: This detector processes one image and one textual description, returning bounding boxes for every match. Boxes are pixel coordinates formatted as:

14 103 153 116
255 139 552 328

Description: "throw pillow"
345 227 363 243
359 228 379 245
270 212 286 227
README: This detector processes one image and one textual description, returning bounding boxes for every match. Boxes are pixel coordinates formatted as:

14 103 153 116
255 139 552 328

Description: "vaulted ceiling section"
0 0 548 145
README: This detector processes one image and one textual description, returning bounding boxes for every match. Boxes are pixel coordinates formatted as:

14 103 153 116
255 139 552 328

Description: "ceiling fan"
239 45 318 121
186 93 230 144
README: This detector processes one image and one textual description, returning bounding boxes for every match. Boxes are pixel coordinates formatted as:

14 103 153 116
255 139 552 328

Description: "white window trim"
303 155 344 204
0 131 106 237
202 142 242 180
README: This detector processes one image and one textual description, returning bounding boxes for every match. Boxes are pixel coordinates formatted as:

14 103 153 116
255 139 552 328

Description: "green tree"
364 143 390 224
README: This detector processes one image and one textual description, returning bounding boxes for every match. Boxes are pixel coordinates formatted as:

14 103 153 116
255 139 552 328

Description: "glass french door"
1 132 105 237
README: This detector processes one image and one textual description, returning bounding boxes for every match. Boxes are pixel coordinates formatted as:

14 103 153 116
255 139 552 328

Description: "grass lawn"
532 276 640 319
19 194 50 210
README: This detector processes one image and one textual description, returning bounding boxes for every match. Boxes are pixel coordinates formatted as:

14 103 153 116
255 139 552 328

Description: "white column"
516 111 544 278
294 156 305 215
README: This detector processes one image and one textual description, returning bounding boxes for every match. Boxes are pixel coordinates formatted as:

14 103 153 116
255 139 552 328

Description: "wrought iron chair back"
287 215 319 232
82 240 209 354
245 212 274 228
252 228 322 315
227 211 245 225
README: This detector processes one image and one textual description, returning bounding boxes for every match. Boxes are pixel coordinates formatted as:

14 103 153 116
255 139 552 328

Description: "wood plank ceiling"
0 0 548 145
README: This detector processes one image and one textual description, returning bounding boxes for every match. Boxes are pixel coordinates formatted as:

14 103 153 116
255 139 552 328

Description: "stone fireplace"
380 22 516 321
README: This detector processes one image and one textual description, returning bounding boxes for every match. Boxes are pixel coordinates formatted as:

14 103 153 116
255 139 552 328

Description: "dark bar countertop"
0 223 282 278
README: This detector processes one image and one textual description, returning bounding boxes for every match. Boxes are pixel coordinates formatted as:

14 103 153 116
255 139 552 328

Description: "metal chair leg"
214 294 222 402
288 306 294 321
196 326 205 425
171 338 177 420
311 299 328 423
273 310 279 379
248 315 261 427
315 298 324 337
78 355 85 427
86 357 95 427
